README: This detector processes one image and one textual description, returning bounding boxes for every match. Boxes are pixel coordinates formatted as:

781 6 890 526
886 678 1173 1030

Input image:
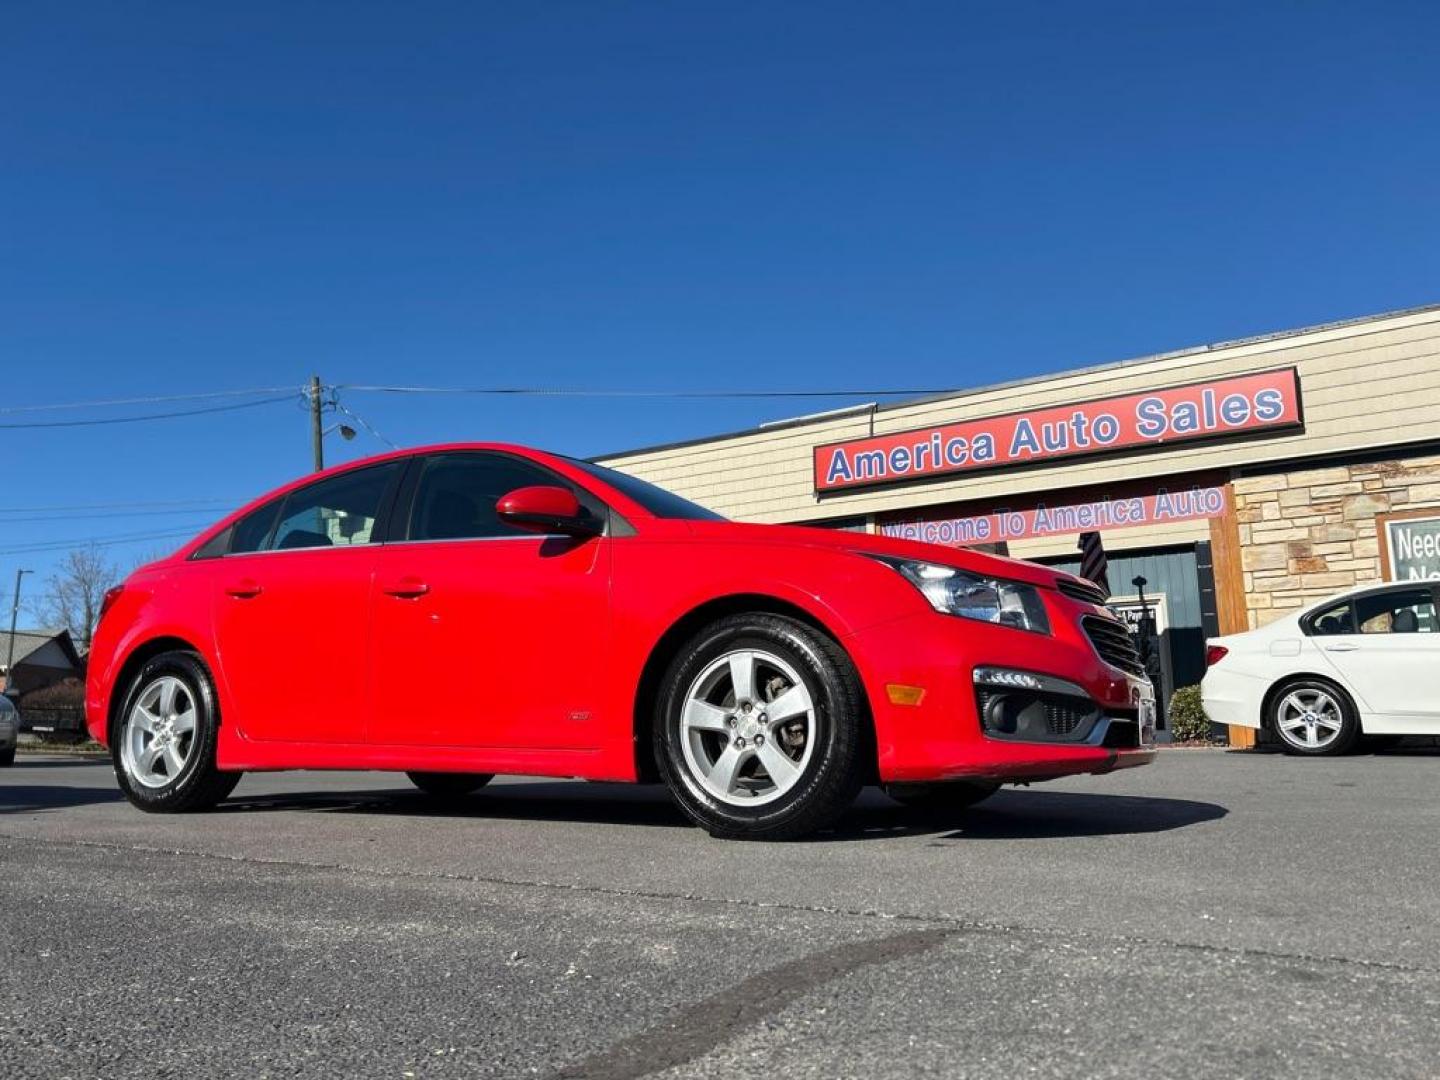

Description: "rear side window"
270 463 402 550
230 502 282 555
406 453 602 541
225 464 401 554
1354 588 1438 634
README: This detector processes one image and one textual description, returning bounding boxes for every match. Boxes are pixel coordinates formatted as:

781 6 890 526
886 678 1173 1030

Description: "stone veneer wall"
1232 455 1440 629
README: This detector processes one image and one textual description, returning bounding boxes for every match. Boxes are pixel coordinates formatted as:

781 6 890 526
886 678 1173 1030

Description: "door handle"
382 577 430 598
225 578 262 599
1324 643 1359 652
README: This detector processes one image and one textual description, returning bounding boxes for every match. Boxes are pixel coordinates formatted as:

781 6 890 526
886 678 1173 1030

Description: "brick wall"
1233 454 1440 628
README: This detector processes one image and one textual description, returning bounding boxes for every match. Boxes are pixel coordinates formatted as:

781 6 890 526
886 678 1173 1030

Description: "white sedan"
1202 580 1440 754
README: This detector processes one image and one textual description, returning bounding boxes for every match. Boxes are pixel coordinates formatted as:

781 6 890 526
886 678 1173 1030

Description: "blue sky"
3 1 1438 611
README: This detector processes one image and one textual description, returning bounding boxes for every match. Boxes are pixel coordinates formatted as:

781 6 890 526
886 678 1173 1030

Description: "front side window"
243 463 401 552
407 453 602 541
1354 588 1438 634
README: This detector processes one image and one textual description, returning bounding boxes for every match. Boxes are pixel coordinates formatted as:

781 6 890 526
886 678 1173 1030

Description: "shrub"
18 677 85 709
1168 685 1213 743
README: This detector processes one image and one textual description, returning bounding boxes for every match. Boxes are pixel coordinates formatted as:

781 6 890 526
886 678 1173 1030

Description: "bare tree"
33 544 123 651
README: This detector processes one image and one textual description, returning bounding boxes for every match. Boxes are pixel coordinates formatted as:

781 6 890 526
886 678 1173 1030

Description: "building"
597 304 1440 742
0 628 84 696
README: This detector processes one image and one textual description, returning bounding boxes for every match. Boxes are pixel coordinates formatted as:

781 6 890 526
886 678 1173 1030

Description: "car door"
369 451 611 749
1312 585 1440 727
211 461 404 743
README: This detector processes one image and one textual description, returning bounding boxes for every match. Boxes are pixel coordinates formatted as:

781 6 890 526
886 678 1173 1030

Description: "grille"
1057 577 1109 606
1043 699 1089 736
1082 615 1146 676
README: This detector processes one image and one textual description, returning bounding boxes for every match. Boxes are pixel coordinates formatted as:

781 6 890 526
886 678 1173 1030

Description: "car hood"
677 520 1064 589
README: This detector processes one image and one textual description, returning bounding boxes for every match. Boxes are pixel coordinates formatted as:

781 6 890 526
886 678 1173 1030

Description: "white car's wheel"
1268 678 1360 756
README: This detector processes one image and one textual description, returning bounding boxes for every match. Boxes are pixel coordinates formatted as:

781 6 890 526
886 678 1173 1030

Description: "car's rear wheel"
885 779 1001 812
406 771 493 798
654 614 866 840
1268 678 1360 756
112 650 242 811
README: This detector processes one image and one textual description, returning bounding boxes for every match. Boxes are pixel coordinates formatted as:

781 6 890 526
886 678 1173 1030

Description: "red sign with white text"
813 368 1303 493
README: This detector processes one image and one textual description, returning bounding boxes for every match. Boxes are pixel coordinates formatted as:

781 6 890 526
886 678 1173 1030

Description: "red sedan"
86 444 1156 839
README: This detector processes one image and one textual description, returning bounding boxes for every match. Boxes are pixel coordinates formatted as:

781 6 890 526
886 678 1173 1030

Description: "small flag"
1077 531 1110 597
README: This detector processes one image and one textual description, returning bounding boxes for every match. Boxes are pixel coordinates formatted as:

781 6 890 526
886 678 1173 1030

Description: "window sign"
1381 513 1440 582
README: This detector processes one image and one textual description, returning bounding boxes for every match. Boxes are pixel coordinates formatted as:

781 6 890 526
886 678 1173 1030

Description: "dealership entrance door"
1041 543 1217 730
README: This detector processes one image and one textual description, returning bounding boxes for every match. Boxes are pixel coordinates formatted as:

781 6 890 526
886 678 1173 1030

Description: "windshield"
568 459 727 521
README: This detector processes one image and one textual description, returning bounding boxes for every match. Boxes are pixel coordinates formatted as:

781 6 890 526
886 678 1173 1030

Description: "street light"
5 568 33 692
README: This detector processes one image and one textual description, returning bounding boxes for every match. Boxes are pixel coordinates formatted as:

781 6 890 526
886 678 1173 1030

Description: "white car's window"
1355 588 1438 634
1310 600 1355 636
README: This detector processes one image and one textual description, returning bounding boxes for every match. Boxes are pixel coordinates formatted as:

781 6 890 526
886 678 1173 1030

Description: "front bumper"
844 608 1158 784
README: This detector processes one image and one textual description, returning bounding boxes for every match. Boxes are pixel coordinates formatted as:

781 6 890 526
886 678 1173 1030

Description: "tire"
406 771 493 798
1268 677 1361 756
111 650 242 812
886 779 1001 812
654 613 866 840
0 747 14 767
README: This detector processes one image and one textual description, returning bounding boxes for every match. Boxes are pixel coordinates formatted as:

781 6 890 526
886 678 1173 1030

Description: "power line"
334 401 397 448
0 507 241 524
0 497 238 514
0 386 304 414
0 525 210 557
0 393 298 430
337 384 959 399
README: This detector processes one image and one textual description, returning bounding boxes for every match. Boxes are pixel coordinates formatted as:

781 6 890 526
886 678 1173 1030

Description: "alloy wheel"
120 675 198 789
1275 687 1344 751
678 648 816 807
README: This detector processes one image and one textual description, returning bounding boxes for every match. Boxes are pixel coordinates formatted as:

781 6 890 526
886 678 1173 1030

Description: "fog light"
886 684 927 706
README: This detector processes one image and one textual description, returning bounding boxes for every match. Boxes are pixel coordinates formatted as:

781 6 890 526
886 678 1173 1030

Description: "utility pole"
5 568 32 692
309 375 325 472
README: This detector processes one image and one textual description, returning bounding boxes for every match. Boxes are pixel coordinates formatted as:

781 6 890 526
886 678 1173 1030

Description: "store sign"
1384 514 1440 581
813 368 1302 493
879 486 1226 547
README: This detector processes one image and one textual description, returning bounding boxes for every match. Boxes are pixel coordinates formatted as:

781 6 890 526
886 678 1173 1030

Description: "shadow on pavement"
215 782 1227 841
827 789 1228 841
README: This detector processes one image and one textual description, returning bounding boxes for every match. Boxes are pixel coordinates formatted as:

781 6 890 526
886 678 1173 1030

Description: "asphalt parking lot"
1 748 1437 1079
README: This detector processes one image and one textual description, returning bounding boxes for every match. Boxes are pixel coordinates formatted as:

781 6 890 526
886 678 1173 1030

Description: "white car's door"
1311 584 1440 732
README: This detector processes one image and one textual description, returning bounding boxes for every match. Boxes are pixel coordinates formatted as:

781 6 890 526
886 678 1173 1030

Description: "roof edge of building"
591 300 1440 463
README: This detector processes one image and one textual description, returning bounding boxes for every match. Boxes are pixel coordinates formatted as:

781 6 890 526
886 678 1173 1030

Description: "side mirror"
496 485 601 537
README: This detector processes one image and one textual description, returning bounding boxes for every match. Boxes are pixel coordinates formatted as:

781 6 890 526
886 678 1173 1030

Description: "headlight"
875 557 1051 635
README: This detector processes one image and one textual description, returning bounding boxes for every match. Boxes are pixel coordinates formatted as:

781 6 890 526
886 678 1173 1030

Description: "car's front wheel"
112 650 242 811
1269 678 1360 756
654 614 866 840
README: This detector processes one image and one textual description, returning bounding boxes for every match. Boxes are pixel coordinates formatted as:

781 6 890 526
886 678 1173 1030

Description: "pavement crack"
542 928 955 1080
2 831 1435 980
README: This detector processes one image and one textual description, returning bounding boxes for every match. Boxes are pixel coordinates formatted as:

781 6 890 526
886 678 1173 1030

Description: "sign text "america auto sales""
813 368 1303 493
